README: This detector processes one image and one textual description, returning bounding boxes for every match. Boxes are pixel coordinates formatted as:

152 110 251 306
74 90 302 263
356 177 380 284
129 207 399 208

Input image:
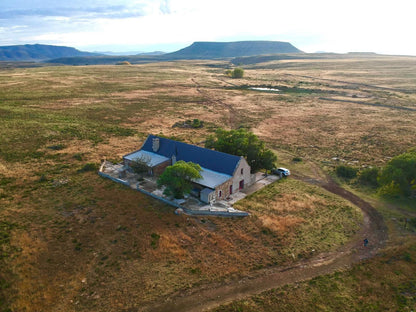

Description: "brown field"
0 55 415 311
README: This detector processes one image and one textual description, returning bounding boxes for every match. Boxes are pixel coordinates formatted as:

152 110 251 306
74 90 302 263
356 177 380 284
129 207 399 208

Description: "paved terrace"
99 162 280 216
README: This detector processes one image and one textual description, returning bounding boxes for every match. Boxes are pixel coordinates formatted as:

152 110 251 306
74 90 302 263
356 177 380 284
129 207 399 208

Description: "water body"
249 87 280 92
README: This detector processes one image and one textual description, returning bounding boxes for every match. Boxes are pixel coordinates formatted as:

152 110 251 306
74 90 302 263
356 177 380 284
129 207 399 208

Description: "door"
229 185 233 195
239 180 244 190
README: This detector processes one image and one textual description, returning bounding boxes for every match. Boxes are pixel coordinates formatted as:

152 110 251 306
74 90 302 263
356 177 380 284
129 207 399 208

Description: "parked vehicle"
272 167 290 177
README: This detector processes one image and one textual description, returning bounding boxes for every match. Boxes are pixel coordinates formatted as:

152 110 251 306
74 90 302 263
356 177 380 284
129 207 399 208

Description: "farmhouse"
123 135 254 203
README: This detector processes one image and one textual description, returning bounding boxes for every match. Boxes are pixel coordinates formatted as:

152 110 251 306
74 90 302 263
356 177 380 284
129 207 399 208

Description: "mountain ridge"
0 41 303 64
165 41 302 59
0 44 100 61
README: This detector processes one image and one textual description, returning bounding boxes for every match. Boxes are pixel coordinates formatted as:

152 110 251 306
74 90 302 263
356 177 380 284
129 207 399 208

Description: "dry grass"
214 241 416 312
1 56 415 311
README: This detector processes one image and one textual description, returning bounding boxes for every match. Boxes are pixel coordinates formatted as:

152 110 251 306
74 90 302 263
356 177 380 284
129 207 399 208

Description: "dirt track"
140 172 388 312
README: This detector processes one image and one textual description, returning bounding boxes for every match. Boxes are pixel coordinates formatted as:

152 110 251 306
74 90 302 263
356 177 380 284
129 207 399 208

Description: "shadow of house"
123 135 255 203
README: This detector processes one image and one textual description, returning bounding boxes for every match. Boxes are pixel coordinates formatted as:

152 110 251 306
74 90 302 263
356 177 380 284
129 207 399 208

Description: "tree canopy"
157 161 202 199
225 67 244 78
378 149 416 197
205 128 277 173
130 154 151 175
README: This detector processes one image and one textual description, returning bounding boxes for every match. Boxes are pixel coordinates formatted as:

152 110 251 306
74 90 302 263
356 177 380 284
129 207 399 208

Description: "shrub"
130 155 151 175
232 67 244 78
191 119 202 128
78 163 99 172
357 167 379 188
292 157 302 162
336 165 358 179
225 68 244 78
378 181 402 198
378 149 416 197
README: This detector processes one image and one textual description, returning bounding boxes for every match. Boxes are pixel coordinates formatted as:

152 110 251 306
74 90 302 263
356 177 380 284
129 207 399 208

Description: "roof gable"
141 135 243 176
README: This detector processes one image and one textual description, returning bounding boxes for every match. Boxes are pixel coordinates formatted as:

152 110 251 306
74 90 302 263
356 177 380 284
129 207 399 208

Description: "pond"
249 87 280 92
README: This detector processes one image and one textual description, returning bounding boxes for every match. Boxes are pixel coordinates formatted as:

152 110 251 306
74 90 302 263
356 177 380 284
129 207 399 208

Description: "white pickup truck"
272 167 290 177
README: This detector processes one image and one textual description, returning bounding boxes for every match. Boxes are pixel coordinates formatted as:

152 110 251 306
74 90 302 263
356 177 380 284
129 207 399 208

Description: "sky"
0 0 415 55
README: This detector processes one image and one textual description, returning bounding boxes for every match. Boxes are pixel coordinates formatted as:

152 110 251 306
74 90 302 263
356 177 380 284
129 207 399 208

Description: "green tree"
157 161 202 199
378 149 416 197
232 67 244 78
205 128 277 173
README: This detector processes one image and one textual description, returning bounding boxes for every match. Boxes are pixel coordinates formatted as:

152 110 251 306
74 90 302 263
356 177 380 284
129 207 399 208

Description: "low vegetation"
214 242 416 312
338 149 416 198
336 165 358 179
0 55 415 310
225 67 244 78
378 149 416 197
233 178 362 260
172 118 204 128
130 155 152 175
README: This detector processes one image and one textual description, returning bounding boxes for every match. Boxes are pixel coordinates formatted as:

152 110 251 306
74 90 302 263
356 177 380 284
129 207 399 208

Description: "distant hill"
47 40 302 65
165 41 302 59
0 44 100 61
97 51 165 56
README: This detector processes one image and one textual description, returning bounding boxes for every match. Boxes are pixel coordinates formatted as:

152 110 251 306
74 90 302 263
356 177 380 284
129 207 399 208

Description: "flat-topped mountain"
0 44 100 61
165 41 302 59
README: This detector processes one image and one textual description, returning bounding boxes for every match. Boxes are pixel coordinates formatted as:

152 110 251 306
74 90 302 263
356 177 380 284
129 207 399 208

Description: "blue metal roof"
141 135 242 176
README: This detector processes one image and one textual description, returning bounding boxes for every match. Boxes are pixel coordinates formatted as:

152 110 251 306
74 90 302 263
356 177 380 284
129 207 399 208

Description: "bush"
357 167 379 188
292 157 302 162
130 155 151 175
226 68 244 78
192 119 202 128
378 181 403 198
232 67 244 78
78 163 99 172
336 165 358 179
378 149 416 197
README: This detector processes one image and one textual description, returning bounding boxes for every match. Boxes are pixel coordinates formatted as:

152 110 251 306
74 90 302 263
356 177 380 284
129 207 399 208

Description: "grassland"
214 241 416 312
0 55 415 311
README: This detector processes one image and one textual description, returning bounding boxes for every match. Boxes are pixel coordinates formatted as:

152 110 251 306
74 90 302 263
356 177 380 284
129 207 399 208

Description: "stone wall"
215 180 233 200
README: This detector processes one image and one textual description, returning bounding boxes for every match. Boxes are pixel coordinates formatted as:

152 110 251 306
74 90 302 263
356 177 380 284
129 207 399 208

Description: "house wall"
214 179 233 200
231 157 252 193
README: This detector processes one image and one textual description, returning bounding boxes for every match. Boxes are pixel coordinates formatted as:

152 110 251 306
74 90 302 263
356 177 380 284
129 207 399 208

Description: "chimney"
152 138 160 152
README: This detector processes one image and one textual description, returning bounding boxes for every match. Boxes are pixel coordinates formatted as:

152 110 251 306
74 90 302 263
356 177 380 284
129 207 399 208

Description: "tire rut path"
141 172 388 312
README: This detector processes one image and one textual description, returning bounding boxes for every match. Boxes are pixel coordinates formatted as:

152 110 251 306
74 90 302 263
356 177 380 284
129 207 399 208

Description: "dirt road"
140 171 388 312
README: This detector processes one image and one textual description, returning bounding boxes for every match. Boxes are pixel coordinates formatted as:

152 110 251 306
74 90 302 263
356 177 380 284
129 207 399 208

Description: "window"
241 168 244 174
218 190 222 198
229 185 233 194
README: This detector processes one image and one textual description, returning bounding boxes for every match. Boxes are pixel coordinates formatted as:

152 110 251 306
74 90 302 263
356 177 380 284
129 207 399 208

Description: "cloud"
0 5 146 20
